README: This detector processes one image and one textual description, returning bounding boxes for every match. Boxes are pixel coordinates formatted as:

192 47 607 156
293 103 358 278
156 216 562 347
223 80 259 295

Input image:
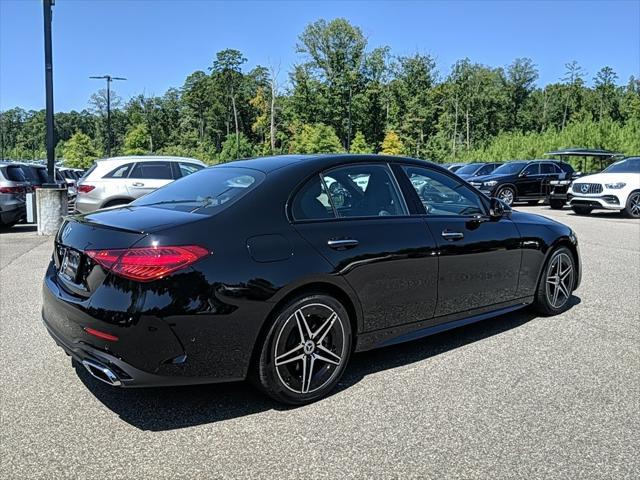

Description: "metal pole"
43 0 56 185
106 76 111 157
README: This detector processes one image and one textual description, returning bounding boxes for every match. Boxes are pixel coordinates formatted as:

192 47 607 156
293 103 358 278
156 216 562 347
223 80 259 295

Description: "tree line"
1 18 639 169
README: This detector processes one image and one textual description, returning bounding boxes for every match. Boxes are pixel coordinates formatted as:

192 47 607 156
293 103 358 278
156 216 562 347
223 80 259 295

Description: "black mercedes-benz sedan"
42 155 581 404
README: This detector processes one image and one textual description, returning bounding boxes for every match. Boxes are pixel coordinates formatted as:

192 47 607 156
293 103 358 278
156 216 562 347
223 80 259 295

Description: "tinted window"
603 157 640 173
291 175 334 220
322 164 407 218
493 162 526 175
104 163 133 178
178 162 204 177
132 167 263 215
35 168 49 183
477 164 496 175
129 162 173 180
558 162 574 173
522 164 540 176
455 164 482 175
403 166 485 216
541 163 558 174
3 166 27 182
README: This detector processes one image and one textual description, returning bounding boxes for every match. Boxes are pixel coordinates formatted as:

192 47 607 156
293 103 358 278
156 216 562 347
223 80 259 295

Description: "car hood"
573 172 639 186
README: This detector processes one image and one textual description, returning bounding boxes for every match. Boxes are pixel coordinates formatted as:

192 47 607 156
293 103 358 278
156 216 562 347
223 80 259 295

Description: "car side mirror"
489 197 510 218
519 170 528 177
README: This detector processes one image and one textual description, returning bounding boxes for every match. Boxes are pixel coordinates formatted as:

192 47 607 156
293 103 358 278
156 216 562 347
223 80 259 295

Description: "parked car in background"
75 156 206 213
454 162 502 180
42 154 580 405
19 163 66 189
0 162 31 228
469 160 574 206
444 162 467 173
569 157 640 218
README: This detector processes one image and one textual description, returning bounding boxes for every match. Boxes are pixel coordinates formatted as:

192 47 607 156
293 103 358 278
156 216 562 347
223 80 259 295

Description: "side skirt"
355 297 533 352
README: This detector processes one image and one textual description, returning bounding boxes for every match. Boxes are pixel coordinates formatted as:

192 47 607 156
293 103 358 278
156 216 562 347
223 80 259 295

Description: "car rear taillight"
0 186 26 194
86 245 209 282
77 184 95 194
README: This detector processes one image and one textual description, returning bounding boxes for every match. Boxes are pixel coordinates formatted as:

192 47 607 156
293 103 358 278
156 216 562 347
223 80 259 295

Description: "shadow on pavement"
0 223 37 234
78 296 581 431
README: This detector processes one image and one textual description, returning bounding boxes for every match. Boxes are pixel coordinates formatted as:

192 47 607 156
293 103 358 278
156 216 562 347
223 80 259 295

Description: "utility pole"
43 0 56 185
89 75 126 157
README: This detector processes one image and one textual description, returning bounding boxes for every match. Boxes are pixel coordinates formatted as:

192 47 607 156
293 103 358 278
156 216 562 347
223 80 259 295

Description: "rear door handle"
132 182 145 187
327 239 359 250
441 230 464 241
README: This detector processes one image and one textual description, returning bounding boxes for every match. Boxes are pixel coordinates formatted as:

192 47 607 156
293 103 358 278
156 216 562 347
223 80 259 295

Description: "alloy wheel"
629 192 640 217
274 303 346 394
545 252 574 309
498 188 514 206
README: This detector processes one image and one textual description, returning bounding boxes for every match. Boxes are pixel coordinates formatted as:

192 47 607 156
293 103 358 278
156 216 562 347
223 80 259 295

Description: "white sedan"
569 157 640 218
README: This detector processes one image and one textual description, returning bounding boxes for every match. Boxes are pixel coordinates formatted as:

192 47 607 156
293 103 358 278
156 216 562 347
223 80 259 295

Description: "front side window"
604 157 640 173
403 166 485 216
322 164 407 218
478 164 497 175
455 164 482 175
129 162 174 180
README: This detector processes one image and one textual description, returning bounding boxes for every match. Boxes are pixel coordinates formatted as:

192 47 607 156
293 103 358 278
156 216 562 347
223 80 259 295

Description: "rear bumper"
74 196 102 214
570 195 621 210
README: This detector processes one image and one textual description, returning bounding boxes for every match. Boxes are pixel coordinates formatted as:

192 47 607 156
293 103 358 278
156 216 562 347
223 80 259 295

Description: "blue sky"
1 0 639 112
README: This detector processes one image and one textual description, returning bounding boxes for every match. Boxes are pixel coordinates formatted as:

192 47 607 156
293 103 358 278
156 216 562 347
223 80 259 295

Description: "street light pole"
43 0 56 185
89 75 126 157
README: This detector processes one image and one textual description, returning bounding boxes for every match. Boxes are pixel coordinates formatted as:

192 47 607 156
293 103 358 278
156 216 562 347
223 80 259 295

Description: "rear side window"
178 162 204 177
522 164 540 176
541 163 558 174
129 162 174 180
3 166 27 182
558 162 574 173
291 175 334 220
104 163 133 178
132 167 264 215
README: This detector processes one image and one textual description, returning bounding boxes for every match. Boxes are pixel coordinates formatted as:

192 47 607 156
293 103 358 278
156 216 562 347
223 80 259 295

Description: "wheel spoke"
295 309 312 342
313 312 337 343
558 280 570 299
315 345 341 365
301 354 315 394
551 281 560 306
560 264 572 280
275 344 304 366
275 352 304 367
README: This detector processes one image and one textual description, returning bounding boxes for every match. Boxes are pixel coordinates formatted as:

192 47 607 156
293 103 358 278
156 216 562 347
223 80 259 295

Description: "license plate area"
59 248 82 283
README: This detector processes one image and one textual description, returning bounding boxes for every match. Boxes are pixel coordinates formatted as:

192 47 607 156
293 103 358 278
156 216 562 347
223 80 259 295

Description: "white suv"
75 156 205 214
569 157 640 218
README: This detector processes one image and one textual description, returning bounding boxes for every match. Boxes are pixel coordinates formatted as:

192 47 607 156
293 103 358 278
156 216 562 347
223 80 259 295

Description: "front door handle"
132 182 145 187
327 239 359 250
441 230 464 241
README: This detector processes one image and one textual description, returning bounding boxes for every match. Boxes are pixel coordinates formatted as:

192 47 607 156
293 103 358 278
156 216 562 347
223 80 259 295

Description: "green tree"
62 132 100 168
123 123 150 155
350 131 372 153
289 123 342 154
380 130 404 155
218 132 254 162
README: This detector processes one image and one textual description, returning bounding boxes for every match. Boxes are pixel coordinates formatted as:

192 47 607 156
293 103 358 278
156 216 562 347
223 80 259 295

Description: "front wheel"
533 247 576 315
571 205 593 215
623 191 640 218
254 294 352 405
496 186 515 206
549 199 565 210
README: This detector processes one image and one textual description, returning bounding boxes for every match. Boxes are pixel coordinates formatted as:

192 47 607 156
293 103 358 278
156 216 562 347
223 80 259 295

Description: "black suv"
468 160 574 206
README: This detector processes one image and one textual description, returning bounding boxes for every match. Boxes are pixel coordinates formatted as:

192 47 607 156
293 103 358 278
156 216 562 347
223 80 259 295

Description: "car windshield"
492 162 526 175
603 157 640 173
455 164 482 175
132 167 265 214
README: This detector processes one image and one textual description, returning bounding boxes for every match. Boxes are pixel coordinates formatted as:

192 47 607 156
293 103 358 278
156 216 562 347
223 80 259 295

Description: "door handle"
441 230 464 241
327 239 359 250
132 182 145 187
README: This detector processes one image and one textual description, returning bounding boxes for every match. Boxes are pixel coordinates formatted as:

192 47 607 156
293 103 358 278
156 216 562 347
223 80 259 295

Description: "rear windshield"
2 165 27 182
20 166 42 183
132 167 265 214
603 157 640 173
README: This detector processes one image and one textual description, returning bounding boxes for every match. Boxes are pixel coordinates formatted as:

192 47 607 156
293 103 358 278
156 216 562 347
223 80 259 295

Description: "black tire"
533 246 576 316
496 186 515 206
254 294 352 405
571 205 593 215
549 199 565 210
623 191 640 218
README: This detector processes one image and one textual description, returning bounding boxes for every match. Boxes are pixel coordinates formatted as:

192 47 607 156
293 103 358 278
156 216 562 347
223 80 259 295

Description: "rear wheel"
496 186 515 206
571 205 593 215
533 247 576 315
254 294 352 405
623 191 640 218
549 199 565 210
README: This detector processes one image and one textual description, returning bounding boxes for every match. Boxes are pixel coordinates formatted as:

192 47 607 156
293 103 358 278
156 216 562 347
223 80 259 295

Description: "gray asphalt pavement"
1 207 639 479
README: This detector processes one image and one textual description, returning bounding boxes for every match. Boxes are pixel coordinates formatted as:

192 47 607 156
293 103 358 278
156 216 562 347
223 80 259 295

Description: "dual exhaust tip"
81 359 122 387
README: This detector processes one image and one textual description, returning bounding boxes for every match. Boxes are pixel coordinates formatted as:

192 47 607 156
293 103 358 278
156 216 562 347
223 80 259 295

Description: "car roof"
96 155 205 165
545 148 623 158
216 154 440 174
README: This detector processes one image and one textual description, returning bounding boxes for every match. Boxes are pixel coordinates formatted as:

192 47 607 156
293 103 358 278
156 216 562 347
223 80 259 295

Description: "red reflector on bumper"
84 327 119 342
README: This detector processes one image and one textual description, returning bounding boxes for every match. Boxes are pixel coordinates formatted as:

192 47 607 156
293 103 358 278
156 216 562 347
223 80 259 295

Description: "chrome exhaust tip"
81 359 122 386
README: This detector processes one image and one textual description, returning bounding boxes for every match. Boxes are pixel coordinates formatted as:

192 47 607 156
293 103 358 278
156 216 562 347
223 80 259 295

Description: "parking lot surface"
1 207 639 479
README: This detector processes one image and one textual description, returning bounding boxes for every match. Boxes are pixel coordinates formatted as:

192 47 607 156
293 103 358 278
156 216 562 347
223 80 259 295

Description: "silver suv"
0 162 32 228
75 156 206 214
